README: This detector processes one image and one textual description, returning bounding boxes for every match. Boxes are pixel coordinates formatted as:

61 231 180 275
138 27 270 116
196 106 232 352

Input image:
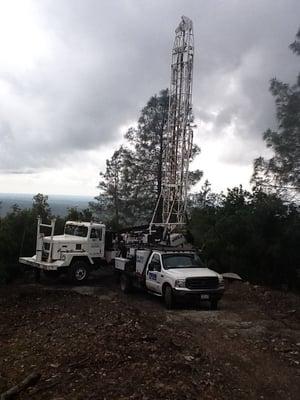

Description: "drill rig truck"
114 16 224 309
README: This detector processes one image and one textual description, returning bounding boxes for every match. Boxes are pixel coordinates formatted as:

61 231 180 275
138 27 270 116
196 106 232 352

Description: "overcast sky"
0 0 299 197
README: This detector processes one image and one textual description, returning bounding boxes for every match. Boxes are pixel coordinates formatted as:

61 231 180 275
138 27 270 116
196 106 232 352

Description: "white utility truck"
115 248 225 309
19 218 116 283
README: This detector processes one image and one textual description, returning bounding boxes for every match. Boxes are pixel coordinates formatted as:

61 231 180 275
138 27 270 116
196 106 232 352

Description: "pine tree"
32 194 52 221
94 89 202 227
253 28 300 195
94 146 135 229
124 89 170 221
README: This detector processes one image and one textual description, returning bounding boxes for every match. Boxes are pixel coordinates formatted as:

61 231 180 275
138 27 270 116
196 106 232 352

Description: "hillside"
0 273 299 399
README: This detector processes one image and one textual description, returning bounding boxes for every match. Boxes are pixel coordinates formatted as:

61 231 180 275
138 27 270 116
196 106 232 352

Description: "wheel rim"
75 267 87 281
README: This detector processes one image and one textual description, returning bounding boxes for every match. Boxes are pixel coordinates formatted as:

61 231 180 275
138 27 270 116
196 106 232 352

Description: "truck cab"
115 249 225 309
38 221 105 263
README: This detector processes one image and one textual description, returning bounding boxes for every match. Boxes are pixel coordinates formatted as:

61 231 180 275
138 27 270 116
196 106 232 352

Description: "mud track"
0 268 299 399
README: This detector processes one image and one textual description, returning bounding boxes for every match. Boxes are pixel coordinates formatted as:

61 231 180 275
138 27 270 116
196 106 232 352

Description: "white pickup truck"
115 248 224 309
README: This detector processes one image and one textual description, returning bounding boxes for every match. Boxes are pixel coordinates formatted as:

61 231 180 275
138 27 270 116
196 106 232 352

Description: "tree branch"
1 372 41 400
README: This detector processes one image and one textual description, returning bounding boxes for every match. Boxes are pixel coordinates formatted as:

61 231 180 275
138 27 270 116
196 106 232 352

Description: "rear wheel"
164 285 175 309
68 261 89 284
120 274 132 293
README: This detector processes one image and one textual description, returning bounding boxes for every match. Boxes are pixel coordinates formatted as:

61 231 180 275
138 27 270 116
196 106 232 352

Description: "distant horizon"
0 192 95 199
0 192 95 217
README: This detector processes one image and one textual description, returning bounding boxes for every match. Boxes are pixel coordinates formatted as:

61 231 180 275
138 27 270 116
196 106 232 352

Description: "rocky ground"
0 270 299 399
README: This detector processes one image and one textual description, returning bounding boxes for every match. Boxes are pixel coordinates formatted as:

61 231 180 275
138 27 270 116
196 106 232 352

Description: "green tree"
66 207 93 222
253 28 300 194
95 89 202 227
290 27 300 55
32 193 52 221
95 146 135 228
0 193 54 283
189 186 300 288
124 89 170 214
0 207 36 283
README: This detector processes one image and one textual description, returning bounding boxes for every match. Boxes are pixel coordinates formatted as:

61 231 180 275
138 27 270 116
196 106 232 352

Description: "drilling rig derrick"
150 16 194 235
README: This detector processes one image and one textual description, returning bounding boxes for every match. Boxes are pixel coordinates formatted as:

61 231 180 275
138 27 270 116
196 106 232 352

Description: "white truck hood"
43 235 87 243
166 267 220 279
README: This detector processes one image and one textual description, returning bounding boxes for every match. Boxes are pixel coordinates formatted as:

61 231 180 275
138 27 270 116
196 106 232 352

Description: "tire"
120 273 132 293
43 270 61 280
164 285 175 310
68 260 89 284
210 299 219 310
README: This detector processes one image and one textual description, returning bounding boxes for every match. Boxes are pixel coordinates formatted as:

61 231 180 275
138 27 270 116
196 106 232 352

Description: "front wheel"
164 285 175 309
68 261 89 284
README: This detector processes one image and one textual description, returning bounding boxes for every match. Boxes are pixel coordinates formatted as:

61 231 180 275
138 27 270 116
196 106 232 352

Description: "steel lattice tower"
150 16 194 233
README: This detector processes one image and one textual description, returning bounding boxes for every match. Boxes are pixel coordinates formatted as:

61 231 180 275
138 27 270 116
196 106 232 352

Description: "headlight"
175 279 186 288
218 275 224 285
61 253 66 261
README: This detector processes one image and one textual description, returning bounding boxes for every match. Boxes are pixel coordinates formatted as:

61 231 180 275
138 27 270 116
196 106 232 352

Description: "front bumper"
19 256 65 271
173 286 224 300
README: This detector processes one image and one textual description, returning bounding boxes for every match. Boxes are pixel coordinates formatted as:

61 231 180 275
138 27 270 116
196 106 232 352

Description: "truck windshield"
162 254 204 269
64 224 88 237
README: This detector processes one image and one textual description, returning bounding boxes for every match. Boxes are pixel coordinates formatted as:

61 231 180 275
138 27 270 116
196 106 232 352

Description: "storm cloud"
0 0 299 192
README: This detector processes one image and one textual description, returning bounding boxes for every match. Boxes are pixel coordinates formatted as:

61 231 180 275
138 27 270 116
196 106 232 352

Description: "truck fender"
65 253 94 267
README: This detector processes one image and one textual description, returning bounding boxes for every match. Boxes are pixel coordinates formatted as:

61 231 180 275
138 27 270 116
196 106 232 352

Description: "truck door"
89 227 104 258
146 253 163 294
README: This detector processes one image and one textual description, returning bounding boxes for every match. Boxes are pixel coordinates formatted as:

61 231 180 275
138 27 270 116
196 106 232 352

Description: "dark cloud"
0 0 299 173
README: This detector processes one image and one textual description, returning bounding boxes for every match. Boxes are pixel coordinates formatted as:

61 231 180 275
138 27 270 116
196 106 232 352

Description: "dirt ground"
0 269 300 400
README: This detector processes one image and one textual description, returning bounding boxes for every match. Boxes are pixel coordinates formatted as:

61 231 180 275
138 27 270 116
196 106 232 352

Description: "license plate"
200 294 209 300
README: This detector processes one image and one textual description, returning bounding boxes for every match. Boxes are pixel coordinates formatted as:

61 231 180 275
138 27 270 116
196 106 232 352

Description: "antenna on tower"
150 16 194 235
